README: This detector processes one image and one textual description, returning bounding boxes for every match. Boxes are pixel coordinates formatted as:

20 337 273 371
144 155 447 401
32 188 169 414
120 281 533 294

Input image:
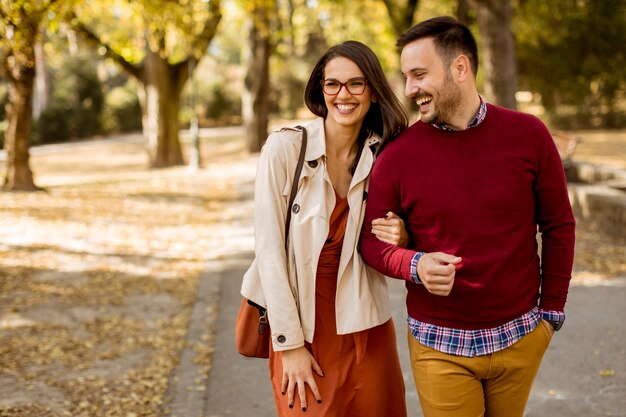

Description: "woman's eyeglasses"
320 78 368 95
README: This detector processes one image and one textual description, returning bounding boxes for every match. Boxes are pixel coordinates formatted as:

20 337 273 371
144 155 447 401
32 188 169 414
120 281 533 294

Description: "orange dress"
269 192 407 417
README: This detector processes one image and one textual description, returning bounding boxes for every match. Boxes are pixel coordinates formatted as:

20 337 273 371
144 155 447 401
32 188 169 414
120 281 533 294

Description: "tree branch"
68 12 142 78
45 0 59 9
382 0 399 29
0 5 18 27
190 0 222 60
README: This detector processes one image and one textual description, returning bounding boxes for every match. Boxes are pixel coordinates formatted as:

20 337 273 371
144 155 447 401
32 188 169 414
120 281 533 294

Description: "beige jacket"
241 117 392 351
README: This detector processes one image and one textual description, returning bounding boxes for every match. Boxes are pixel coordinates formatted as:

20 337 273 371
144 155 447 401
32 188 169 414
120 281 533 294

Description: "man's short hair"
397 16 479 76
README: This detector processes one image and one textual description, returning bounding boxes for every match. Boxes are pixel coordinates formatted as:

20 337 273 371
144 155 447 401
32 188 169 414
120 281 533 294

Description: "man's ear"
453 54 472 82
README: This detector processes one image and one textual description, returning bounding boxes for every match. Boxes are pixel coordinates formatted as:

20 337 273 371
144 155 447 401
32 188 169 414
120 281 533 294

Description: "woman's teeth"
336 104 357 111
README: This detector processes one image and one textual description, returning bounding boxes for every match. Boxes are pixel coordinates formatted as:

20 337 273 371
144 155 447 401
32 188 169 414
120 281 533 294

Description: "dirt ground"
0 127 624 417
0 133 256 417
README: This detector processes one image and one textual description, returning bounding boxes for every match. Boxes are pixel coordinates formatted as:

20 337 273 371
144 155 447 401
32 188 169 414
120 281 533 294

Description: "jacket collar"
303 117 381 162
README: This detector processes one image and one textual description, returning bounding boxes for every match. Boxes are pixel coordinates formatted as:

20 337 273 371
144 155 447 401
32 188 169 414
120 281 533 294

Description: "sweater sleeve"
359 148 417 282
533 120 576 312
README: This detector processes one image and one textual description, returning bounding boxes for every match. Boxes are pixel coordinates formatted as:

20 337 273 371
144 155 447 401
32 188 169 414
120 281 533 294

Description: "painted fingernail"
302 407 307 412
317 400 322 404
288 404 293 409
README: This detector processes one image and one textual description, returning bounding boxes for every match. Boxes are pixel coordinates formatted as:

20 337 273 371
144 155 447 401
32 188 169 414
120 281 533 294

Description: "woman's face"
322 57 374 131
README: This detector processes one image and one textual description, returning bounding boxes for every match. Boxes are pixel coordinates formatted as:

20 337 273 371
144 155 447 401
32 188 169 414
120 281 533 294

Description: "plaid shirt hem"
408 307 543 357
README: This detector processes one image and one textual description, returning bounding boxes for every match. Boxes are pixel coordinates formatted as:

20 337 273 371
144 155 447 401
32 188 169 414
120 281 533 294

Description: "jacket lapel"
337 135 379 281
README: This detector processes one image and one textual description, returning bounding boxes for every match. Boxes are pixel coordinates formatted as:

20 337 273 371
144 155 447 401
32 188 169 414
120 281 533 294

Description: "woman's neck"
324 120 363 198
324 121 361 160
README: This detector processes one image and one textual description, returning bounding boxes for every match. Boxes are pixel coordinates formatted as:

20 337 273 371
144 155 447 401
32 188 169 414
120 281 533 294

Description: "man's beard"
423 71 462 126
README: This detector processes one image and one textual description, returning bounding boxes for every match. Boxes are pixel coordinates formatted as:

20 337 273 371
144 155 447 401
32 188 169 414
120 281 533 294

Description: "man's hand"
371 211 409 247
417 252 462 296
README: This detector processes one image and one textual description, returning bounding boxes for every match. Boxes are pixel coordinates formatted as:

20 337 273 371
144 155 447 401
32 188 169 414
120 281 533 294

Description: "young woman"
241 41 408 416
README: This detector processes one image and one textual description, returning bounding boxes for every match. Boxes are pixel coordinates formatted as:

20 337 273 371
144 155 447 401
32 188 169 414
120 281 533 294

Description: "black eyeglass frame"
320 77 368 96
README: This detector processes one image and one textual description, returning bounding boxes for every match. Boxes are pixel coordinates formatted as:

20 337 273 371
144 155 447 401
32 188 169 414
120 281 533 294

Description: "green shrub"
32 103 71 144
204 83 240 120
270 58 308 118
31 53 105 144
181 59 242 127
102 84 142 133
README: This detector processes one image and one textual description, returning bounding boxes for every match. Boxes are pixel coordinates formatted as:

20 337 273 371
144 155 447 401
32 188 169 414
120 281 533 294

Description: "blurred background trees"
1 0 624 190
70 0 222 167
515 0 626 128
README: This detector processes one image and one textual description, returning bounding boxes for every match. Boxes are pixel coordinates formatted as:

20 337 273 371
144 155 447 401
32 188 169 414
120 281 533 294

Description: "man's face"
400 37 462 125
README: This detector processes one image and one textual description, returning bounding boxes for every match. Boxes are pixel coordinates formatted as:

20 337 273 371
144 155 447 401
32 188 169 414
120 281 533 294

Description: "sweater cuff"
410 252 425 284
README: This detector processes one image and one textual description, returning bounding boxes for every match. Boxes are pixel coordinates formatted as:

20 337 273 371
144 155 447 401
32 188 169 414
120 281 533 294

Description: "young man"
359 16 576 417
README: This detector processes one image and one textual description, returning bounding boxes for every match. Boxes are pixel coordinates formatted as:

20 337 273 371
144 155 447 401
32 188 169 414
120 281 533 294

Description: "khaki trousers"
408 321 554 417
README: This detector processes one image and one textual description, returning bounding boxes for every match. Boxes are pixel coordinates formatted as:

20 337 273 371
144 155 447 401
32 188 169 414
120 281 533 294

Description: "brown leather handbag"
235 126 307 358
235 298 270 358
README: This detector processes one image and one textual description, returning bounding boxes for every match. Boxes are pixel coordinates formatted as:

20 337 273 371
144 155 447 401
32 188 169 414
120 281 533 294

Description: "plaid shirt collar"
432 95 487 131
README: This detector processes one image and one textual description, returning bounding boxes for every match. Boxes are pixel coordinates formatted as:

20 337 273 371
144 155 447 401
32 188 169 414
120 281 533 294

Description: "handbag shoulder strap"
284 125 307 248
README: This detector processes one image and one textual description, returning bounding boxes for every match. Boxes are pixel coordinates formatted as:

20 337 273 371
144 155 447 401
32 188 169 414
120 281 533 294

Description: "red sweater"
360 104 576 330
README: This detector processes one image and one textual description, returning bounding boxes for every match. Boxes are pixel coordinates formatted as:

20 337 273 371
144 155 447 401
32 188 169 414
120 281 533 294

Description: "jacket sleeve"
359 149 417 282
254 133 305 351
533 120 576 312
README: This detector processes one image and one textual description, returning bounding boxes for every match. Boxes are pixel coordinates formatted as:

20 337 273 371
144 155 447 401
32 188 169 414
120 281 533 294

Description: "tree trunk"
474 0 517 109
139 49 186 167
3 66 40 191
382 0 420 38
33 37 50 120
381 0 420 112
456 0 473 26
243 2 272 153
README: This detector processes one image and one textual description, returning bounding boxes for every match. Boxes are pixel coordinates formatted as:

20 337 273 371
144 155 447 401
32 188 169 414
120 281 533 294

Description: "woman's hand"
281 346 324 411
371 211 409 247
